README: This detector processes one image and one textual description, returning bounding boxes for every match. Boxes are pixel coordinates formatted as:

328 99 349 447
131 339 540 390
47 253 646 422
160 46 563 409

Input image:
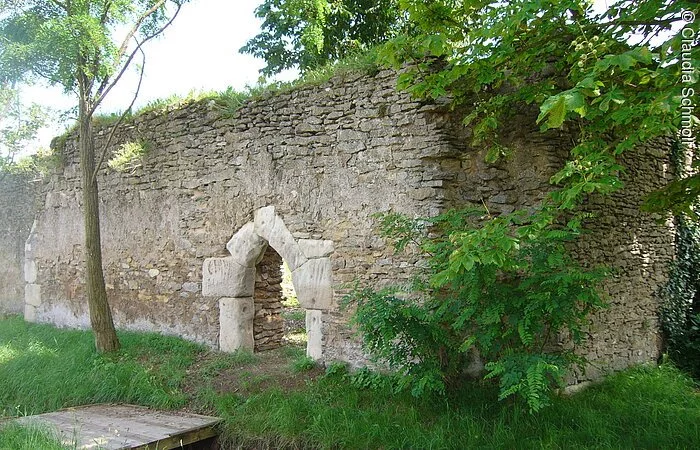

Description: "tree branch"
91 2 182 114
91 41 146 184
585 17 681 31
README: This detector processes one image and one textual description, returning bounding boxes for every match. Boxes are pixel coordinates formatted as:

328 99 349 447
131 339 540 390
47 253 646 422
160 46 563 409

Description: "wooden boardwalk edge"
3 404 221 450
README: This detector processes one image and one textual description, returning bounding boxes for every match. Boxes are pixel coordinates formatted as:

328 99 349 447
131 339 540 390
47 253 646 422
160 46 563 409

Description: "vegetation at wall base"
1 316 699 449
345 207 607 412
660 142 700 380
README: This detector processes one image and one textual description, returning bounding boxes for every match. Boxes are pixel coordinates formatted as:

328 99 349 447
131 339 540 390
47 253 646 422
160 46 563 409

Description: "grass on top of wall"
1 316 699 449
55 48 382 139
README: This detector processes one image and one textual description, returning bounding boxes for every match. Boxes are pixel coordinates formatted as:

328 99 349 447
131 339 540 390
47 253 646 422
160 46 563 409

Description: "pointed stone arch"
202 206 333 360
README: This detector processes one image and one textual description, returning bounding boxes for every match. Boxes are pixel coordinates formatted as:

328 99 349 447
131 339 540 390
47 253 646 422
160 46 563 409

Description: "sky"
19 0 622 151
24 0 290 149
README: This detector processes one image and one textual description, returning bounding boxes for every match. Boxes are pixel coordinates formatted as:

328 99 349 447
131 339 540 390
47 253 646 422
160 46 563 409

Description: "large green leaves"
384 0 699 213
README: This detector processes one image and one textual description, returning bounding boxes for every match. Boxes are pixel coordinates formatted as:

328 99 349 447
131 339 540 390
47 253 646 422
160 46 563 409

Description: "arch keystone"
254 207 307 271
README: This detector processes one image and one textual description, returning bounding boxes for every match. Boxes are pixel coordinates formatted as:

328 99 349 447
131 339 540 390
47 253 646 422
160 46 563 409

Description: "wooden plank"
11 404 220 450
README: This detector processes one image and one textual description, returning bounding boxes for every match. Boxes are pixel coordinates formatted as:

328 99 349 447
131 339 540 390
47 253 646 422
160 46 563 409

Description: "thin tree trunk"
79 97 120 353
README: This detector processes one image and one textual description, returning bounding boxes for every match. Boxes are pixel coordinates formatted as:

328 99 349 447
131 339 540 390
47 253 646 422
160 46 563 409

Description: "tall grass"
0 316 202 417
218 364 700 449
0 423 67 450
1 316 698 449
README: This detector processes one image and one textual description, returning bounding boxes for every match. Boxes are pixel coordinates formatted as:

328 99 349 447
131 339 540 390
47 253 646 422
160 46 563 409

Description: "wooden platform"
13 404 220 449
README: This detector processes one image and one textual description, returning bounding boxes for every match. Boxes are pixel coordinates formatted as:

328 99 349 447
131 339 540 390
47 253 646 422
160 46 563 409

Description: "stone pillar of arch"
202 206 333 360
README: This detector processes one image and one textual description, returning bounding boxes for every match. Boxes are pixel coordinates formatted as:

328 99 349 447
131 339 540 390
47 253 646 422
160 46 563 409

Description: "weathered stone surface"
291 258 333 310
0 68 675 379
254 207 308 271
0 175 37 314
181 282 199 293
306 309 323 360
24 304 37 323
226 222 267 267
298 239 334 259
24 260 37 283
25 283 41 307
253 246 285 351
219 297 255 352
202 257 255 297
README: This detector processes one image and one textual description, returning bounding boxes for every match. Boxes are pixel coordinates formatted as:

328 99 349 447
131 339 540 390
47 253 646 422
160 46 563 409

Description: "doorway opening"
207 206 331 359
252 246 306 352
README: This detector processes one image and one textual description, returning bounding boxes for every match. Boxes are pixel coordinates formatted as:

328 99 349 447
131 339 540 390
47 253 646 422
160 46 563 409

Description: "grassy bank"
1 316 698 449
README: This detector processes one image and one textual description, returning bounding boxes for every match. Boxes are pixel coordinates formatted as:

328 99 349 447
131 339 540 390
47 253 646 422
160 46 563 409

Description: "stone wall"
0 69 676 379
0 173 38 314
253 246 284 351
568 140 675 381
19 70 451 363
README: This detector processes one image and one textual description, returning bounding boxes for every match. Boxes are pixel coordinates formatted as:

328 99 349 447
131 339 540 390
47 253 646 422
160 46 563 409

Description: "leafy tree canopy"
380 0 698 215
241 0 406 76
0 0 190 352
0 0 187 113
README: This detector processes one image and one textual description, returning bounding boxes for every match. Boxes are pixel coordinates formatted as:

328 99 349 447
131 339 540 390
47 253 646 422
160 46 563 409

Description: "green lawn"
1 316 698 449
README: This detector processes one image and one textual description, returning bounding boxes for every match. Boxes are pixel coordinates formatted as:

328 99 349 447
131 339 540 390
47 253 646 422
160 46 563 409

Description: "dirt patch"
182 345 323 404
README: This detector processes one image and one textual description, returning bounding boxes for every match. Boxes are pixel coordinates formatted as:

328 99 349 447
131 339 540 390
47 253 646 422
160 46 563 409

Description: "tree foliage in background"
0 84 47 173
0 0 190 352
241 0 405 76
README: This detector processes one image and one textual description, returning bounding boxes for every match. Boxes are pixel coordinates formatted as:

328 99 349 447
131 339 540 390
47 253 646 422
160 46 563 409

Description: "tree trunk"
79 97 120 353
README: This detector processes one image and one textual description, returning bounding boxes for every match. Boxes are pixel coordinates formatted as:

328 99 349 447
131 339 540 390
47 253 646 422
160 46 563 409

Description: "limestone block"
226 222 268 267
24 260 37 283
291 258 333 309
306 309 323 360
202 257 255 297
24 304 37 323
219 297 255 352
298 239 334 259
254 207 308 271
25 284 41 307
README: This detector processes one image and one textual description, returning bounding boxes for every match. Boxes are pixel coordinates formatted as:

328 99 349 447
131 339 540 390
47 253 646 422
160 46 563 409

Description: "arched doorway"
202 206 333 360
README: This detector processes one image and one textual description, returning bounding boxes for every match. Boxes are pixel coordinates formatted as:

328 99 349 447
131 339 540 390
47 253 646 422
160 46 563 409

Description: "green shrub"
346 207 606 411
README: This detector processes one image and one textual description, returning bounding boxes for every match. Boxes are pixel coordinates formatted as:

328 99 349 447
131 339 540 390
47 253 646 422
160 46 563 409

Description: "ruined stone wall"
569 140 675 381
435 108 675 381
21 70 451 362
0 173 38 314
1 69 676 377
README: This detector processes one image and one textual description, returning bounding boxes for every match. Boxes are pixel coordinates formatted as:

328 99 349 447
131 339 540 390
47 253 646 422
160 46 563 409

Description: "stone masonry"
0 69 675 382
253 246 285 352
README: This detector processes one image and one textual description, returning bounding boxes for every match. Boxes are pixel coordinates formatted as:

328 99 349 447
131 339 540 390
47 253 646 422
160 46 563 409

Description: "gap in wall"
253 246 306 351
